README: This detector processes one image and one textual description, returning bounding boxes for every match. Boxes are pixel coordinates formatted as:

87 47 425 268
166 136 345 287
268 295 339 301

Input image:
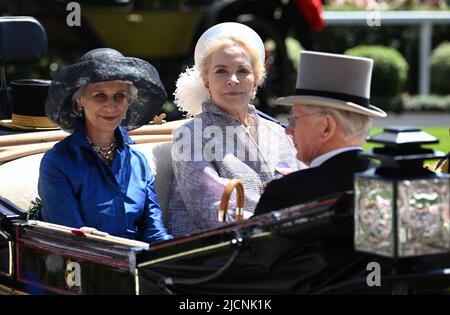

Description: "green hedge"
314 23 450 96
345 45 408 96
430 42 450 95
345 45 409 112
404 94 450 112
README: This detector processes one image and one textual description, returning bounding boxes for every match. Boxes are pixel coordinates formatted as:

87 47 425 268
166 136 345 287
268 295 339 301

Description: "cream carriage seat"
134 141 173 214
0 142 174 215
0 152 44 211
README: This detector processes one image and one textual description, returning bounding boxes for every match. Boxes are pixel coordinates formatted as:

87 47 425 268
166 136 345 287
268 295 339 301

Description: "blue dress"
38 120 172 244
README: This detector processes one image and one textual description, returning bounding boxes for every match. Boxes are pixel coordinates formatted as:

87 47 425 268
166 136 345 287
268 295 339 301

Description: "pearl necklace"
87 137 116 166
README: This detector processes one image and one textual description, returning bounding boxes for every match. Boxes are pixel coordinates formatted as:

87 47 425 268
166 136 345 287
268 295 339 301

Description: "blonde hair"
174 37 266 117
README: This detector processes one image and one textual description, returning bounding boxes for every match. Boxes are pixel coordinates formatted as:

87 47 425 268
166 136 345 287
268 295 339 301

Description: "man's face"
285 105 325 165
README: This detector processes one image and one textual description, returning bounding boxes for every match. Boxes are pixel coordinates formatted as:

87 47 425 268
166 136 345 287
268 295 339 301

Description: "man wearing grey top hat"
255 51 387 215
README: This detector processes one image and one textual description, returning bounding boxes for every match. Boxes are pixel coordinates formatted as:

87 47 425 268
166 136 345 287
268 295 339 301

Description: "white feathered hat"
174 22 265 116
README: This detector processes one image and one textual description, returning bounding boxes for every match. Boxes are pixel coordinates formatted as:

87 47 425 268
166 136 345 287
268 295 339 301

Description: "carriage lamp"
354 127 450 258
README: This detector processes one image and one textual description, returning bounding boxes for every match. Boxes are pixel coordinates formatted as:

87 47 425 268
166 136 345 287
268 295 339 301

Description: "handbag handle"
218 179 244 222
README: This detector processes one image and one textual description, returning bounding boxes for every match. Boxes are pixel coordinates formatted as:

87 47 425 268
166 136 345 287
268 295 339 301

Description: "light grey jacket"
166 101 301 236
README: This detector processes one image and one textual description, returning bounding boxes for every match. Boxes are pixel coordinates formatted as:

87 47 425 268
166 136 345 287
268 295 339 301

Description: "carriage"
1 145 449 295
1 16 450 296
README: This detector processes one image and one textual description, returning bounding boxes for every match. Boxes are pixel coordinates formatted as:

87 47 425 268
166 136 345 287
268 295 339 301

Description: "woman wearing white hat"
39 48 172 244
167 22 301 236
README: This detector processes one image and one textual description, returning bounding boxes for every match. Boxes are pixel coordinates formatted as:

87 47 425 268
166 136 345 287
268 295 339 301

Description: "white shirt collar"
309 146 363 168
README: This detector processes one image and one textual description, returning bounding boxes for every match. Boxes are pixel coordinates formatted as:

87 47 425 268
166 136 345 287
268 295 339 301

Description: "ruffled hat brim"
46 56 167 133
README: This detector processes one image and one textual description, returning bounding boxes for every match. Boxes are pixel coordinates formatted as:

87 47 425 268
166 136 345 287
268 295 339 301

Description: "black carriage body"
15 224 142 295
0 198 146 295
136 194 450 295
0 227 14 283
3 195 450 295
0 197 25 293
136 195 370 295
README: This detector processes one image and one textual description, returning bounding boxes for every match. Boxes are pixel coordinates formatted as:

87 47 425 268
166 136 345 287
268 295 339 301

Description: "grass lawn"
364 127 449 153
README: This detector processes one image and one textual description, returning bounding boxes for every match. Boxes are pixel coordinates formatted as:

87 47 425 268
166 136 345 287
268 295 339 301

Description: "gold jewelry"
86 136 116 166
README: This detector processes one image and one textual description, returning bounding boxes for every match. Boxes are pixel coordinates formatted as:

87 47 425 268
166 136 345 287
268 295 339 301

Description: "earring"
76 104 84 118
251 90 257 100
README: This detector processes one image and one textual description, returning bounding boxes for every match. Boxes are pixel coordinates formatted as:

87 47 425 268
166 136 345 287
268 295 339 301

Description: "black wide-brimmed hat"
45 48 167 132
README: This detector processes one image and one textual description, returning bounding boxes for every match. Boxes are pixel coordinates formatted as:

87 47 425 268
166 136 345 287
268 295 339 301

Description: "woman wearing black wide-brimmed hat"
39 48 172 243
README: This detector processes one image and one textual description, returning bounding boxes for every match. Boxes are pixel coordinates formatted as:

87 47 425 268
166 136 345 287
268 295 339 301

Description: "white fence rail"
323 11 450 95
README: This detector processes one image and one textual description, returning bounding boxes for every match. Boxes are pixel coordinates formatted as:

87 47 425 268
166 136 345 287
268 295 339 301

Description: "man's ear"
321 114 337 142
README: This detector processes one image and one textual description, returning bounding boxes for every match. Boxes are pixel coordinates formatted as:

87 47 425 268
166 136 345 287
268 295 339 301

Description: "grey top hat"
276 51 387 118
45 48 167 133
